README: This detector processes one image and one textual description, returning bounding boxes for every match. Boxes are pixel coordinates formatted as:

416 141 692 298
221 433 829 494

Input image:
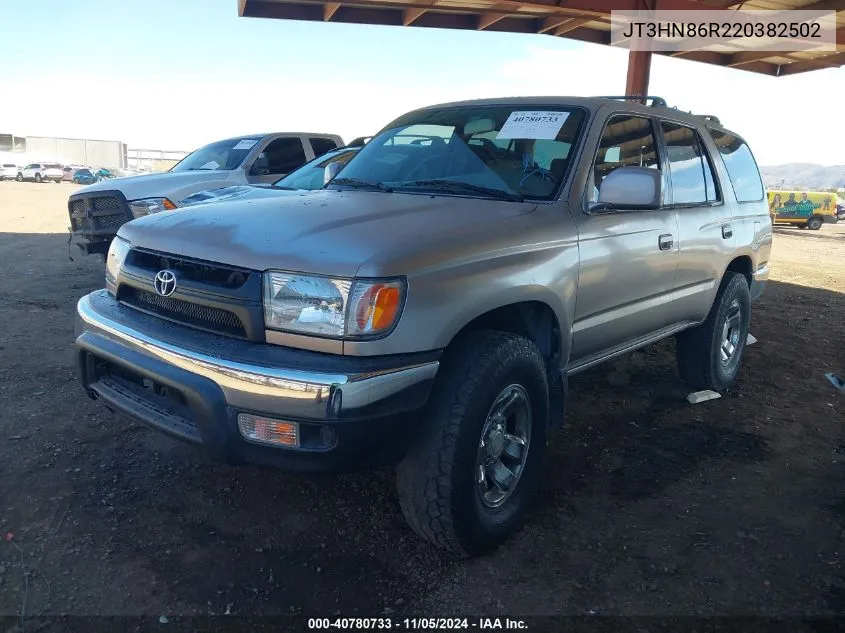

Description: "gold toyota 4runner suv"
75 96 772 556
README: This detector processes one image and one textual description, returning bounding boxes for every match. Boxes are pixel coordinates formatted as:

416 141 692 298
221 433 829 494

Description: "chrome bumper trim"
76 293 438 420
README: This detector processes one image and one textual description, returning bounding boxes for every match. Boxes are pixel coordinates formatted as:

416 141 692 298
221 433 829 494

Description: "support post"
624 49 652 100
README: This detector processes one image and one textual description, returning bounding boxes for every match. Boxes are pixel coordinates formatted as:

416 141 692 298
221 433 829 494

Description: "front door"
569 114 679 370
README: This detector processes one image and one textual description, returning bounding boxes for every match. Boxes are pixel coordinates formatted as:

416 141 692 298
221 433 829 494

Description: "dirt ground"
0 180 843 623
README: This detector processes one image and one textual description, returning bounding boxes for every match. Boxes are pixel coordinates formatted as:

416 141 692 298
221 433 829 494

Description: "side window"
590 115 660 203
661 122 720 205
707 129 764 202
309 137 338 156
259 138 307 175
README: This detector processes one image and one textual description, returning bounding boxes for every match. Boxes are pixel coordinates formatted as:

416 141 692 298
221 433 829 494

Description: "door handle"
658 234 673 250
722 224 733 239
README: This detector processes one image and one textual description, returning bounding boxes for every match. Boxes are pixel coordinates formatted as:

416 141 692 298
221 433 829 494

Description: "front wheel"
806 216 823 231
676 272 751 391
16 173 23 182
397 330 549 557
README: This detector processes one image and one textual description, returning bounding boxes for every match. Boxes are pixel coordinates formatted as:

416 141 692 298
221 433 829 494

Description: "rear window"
2 164 16 168
45 163 62 169
310 137 339 156
707 129 764 202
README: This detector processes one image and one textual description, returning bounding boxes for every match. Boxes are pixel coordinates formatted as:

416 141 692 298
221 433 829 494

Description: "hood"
75 170 235 203
180 184 293 207
119 190 537 277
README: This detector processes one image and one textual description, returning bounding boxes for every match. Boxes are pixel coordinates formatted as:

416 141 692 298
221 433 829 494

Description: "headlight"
263 272 405 339
105 236 131 288
128 197 177 218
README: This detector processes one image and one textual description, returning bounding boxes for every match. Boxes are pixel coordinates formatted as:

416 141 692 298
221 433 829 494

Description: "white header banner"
609 10 837 52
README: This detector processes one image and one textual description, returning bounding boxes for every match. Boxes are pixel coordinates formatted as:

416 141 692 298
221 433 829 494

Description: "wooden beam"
625 49 652 97
403 6 428 24
552 17 592 35
478 11 509 29
323 1 341 20
727 50 784 66
778 51 845 75
537 15 576 33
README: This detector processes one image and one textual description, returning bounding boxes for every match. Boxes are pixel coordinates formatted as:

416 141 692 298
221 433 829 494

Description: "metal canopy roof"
239 0 845 76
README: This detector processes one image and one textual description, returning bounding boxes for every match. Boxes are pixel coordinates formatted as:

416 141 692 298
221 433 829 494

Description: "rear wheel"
396 330 549 557
676 272 751 391
806 216 823 231
34 173 42 183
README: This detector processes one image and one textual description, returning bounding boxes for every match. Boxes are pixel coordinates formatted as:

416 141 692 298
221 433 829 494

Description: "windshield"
170 136 262 173
332 105 586 201
275 149 359 190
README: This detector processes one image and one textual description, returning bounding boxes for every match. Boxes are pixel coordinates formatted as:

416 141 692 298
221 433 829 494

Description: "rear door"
657 119 732 325
308 136 340 158
246 136 309 184
569 112 680 370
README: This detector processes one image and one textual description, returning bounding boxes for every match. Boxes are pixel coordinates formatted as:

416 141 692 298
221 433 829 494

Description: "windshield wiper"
329 177 393 192
397 179 524 202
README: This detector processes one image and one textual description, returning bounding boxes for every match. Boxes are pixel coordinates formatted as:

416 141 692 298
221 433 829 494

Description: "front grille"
127 249 250 289
93 197 121 211
120 287 247 338
97 213 127 230
69 195 129 234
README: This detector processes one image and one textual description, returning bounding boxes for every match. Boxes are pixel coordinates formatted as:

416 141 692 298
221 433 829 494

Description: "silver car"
75 96 771 556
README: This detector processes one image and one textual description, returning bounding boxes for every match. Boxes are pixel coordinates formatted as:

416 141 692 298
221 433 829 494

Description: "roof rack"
696 114 722 125
595 95 668 108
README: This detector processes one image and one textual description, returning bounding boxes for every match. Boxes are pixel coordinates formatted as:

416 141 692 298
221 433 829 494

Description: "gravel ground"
0 180 843 623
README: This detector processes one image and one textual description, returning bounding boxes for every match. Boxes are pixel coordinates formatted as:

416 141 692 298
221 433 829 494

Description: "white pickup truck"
68 132 343 257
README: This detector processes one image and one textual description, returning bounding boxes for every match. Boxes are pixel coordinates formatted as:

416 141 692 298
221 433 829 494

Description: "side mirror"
324 161 343 185
593 166 662 211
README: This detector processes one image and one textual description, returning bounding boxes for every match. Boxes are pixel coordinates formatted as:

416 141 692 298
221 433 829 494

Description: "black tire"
807 216 823 231
396 330 549 557
676 272 751 391
16 173 23 182
34 173 42 183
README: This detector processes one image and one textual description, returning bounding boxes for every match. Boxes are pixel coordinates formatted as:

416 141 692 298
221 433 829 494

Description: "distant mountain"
759 163 845 190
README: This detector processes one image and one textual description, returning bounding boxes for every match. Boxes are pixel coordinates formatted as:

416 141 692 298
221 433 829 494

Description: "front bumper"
75 291 440 471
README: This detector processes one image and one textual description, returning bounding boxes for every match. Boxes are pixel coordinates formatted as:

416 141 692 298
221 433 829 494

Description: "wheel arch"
435 292 571 428
724 254 753 288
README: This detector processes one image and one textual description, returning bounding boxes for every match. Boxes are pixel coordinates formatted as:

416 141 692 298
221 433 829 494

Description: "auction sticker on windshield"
497 111 569 140
232 139 259 150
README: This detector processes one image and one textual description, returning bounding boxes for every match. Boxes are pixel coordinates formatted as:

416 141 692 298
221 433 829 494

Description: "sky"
0 0 843 166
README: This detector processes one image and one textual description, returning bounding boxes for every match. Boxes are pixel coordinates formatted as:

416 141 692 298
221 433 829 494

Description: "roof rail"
595 95 668 108
697 114 722 125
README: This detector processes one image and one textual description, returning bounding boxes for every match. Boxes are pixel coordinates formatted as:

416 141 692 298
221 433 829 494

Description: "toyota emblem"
154 270 177 297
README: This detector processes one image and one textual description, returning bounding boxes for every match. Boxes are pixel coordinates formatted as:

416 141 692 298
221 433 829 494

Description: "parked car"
836 201 845 221
17 163 64 183
179 145 362 207
62 166 75 182
68 132 344 257
74 96 771 555
1 163 18 180
73 168 99 185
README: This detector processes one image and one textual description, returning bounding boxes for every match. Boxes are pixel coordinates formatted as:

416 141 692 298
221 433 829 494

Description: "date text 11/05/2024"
307 618 528 630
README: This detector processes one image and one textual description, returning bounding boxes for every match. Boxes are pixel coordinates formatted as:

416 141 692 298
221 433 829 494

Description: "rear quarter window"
707 129 764 202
